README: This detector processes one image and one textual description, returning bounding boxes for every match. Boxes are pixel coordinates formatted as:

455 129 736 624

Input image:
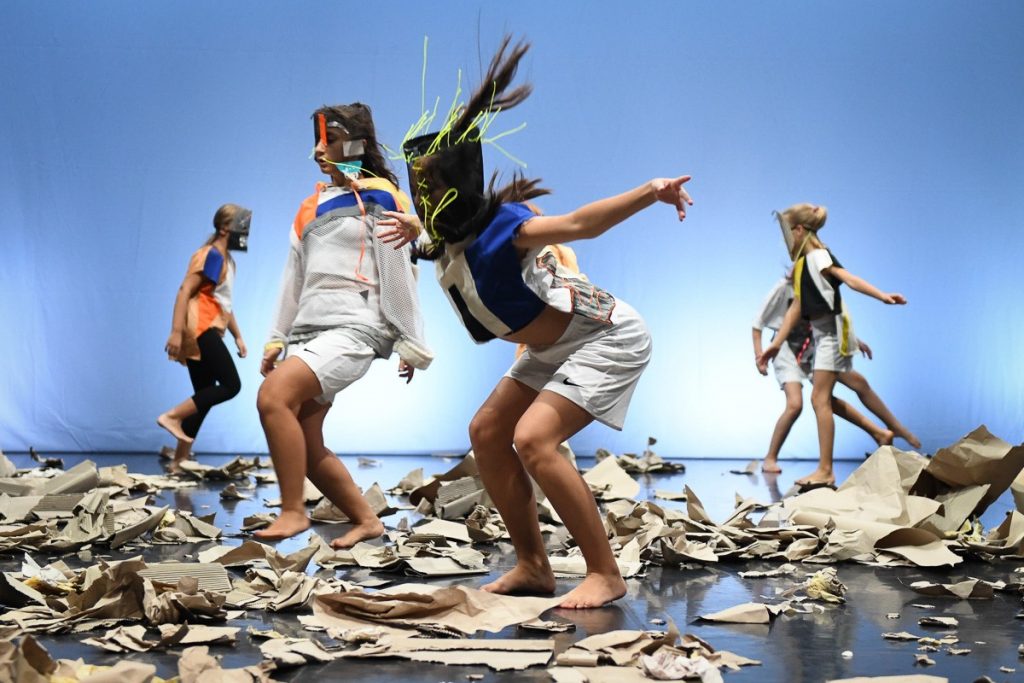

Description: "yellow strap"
793 256 805 301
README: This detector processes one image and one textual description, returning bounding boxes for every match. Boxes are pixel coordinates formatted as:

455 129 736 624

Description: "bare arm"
512 176 692 250
770 299 802 352
828 266 906 305
165 272 203 358
756 299 801 373
752 327 768 376
226 312 247 358
171 272 202 332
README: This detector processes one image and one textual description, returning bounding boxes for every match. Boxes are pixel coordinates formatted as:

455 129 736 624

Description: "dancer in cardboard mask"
753 267 899 474
159 205 251 473
379 37 693 608
758 204 920 488
256 104 432 544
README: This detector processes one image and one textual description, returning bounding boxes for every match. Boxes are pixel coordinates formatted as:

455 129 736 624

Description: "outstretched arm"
511 176 692 249
828 266 906 305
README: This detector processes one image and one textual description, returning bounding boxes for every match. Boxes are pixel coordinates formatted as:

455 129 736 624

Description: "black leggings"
182 328 241 439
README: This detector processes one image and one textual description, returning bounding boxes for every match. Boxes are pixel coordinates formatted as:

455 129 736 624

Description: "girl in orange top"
158 204 249 471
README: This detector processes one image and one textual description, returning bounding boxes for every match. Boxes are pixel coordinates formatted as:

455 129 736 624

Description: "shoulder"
470 203 536 255
201 247 225 281
490 202 536 231
354 178 412 213
293 184 327 238
187 245 211 270
806 248 834 270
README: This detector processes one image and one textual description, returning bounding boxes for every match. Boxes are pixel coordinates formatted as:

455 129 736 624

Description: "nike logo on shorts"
562 378 581 387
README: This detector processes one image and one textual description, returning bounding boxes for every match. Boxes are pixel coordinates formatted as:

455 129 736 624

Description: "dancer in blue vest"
379 37 693 608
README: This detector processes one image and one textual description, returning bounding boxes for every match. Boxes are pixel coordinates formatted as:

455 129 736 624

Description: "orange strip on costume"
350 185 370 282
293 183 325 239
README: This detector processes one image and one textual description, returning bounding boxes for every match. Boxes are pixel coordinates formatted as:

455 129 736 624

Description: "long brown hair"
313 103 399 188
415 36 550 260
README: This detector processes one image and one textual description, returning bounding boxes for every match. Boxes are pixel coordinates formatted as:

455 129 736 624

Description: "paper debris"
729 460 760 475
907 578 994 600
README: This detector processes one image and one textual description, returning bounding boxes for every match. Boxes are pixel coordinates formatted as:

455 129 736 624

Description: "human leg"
513 391 625 608
837 370 921 449
470 378 554 595
186 330 241 429
254 357 323 540
801 370 838 486
763 382 803 473
294 399 385 549
831 396 893 446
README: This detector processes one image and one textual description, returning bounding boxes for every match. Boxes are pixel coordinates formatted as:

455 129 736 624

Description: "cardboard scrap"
378 638 554 671
0 635 159 683
641 648 718 681
178 645 279 682
595 439 685 474
728 460 760 476
907 578 995 600
177 456 261 481
826 677 947 683
698 602 783 625
310 583 561 637
583 457 641 501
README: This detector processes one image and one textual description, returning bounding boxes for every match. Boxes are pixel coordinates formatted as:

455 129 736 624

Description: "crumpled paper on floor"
309 583 560 637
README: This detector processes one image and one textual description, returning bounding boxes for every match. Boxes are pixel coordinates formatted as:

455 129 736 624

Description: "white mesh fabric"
373 220 433 369
266 207 387 346
266 232 304 346
266 191 431 369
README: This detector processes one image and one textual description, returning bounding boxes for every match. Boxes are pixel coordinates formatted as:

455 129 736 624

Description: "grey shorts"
811 317 853 373
773 342 812 387
287 328 377 404
506 301 651 430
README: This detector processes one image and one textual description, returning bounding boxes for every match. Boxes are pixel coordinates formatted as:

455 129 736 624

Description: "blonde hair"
205 203 243 264
782 202 827 258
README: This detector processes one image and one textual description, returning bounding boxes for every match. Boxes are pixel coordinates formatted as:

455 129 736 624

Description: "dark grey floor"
3 452 1022 682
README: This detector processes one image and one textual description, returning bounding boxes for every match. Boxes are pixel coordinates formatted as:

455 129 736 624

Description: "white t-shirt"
752 277 792 331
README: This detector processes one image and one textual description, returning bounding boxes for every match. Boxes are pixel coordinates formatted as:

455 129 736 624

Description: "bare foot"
795 468 835 489
253 511 311 541
761 458 783 473
157 413 193 444
482 563 556 596
898 430 922 450
167 460 187 475
557 572 627 609
330 520 385 549
874 429 895 447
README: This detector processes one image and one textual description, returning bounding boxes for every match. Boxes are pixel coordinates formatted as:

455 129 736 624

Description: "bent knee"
223 380 242 400
512 427 559 472
468 411 511 452
256 383 289 417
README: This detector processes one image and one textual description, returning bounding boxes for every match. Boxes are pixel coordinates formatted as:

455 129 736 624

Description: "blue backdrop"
2 1 1022 457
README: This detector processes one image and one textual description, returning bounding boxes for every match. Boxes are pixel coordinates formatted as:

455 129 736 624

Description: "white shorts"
810 317 853 373
506 301 651 430
287 328 377 404
773 343 812 387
